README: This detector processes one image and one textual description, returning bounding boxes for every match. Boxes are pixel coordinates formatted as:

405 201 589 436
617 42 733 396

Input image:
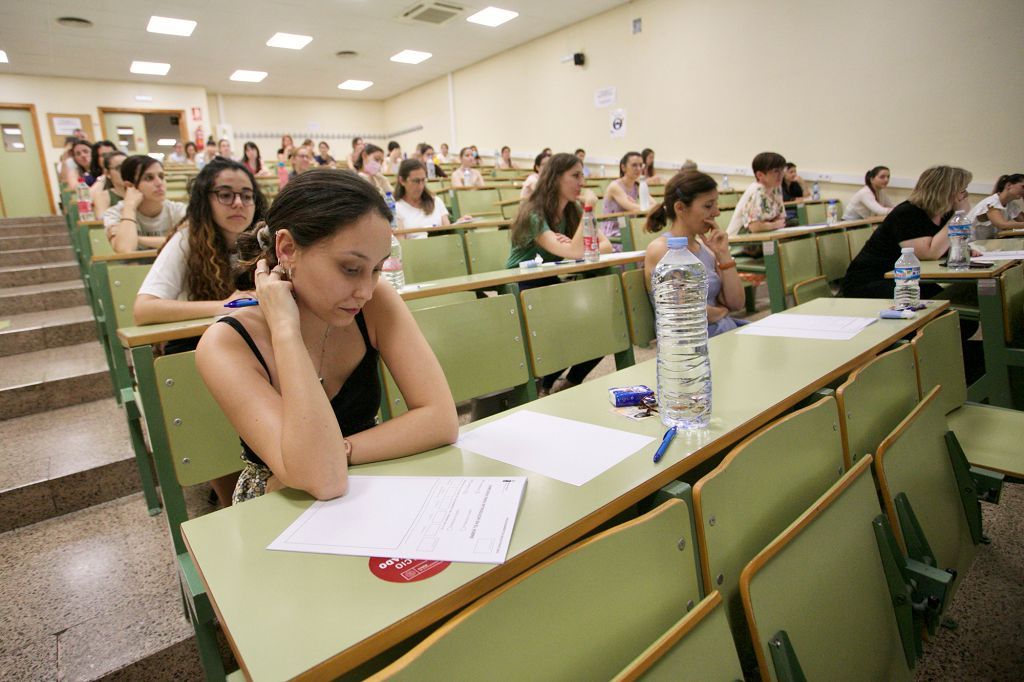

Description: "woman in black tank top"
196 170 458 504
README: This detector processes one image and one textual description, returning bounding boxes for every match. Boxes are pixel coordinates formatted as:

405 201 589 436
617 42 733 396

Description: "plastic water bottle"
721 175 730 191
652 237 711 429
946 210 971 271
893 247 921 309
381 192 405 289
276 161 289 190
812 182 821 201
426 158 436 179
638 177 651 210
75 181 94 221
582 205 600 263
463 168 473 185
384 191 397 221
599 165 607 178
826 199 839 225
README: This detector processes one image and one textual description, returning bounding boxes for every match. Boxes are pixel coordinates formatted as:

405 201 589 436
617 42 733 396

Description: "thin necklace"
317 323 331 390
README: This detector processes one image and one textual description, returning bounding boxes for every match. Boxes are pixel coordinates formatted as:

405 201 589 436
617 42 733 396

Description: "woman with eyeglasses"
133 158 267 325
102 155 188 253
89 151 127 216
842 165 973 300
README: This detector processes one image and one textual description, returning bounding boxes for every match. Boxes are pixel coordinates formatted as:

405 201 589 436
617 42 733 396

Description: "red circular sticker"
369 557 450 583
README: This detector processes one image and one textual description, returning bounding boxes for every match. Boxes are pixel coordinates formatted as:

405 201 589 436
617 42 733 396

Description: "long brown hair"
645 170 718 233
511 152 582 246
394 159 436 214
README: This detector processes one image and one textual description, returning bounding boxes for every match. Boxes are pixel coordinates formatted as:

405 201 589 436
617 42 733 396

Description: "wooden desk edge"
118 319 214 348
884 260 1018 279
729 218 877 243
91 250 158 263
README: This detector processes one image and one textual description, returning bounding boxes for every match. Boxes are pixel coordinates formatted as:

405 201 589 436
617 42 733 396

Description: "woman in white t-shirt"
102 156 188 253
450 146 486 188
133 157 267 324
843 166 895 220
967 173 1024 239
393 159 457 239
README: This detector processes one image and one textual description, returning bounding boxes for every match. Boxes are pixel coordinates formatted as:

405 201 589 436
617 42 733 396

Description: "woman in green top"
507 152 613 395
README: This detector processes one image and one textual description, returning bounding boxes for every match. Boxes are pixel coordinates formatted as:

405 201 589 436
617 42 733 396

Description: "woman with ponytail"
966 173 1024 239
644 170 745 337
843 166 894 220
196 170 458 503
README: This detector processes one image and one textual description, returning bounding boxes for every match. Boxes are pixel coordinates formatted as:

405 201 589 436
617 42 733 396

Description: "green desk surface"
393 218 510 236
116 252 647 347
182 297 949 681
975 238 1024 251
728 216 882 244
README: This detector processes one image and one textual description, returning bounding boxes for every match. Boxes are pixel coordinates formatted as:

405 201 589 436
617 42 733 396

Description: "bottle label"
584 235 596 252
894 266 920 282
382 256 402 272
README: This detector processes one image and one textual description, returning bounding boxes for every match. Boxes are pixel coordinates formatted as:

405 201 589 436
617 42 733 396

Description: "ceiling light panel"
338 80 373 91
466 7 518 27
266 32 313 50
157 139 177 146
230 69 268 83
390 49 432 64
130 61 171 75
146 16 196 37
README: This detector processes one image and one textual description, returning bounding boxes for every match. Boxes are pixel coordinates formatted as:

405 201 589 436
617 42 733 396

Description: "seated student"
520 151 551 199
575 148 591 178
89 140 117 185
967 173 1024 240
241 142 272 177
347 137 365 171
167 141 187 164
417 143 447 179
277 134 295 163
496 145 516 170
384 141 403 173
726 151 788 237
196 170 459 503
436 143 452 164
200 145 218 170
314 141 336 167
355 143 394 195
640 148 665 184
644 170 745 337
89 151 126 216
842 165 972 299
451 147 486 188
184 141 199 166
103 155 187 253
290 145 315 179
217 139 235 161
63 138 94 187
781 162 808 202
601 151 644 248
394 159 472 239
506 152 613 395
843 166 895 221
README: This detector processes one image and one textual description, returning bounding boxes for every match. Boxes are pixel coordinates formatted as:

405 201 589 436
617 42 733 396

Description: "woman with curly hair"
133 158 267 325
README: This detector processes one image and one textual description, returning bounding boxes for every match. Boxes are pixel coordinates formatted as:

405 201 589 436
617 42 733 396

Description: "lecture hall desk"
181 298 949 681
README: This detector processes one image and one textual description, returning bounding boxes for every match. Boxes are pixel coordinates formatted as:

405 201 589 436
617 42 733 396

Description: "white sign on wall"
594 86 616 109
610 108 626 138
52 117 83 135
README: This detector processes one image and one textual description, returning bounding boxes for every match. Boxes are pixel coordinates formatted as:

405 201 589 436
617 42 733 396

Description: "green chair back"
874 387 977 599
463 229 511 274
405 291 477 311
400 234 468 284
693 395 844 657
450 188 501 219
621 269 655 348
499 200 521 221
805 201 827 225
629 218 662 252
382 294 531 416
497 186 522 202
717 191 739 210
847 226 873 260
372 498 702 681
520 275 632 377
816 229 851 281
714 209 734 231
89 227 114 257
778 236 821 296
741 458 912 682
612 591 743 682
107 263 152 328
835 343 919 469
911 311 967 415
791 275 831 306
1000 263 1023 345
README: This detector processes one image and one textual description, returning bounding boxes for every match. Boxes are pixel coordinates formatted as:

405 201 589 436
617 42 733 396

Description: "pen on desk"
653 426 677 463
224 297 259 308
556 258 585 265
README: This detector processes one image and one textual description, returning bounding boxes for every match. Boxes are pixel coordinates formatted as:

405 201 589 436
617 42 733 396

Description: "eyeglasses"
210 189 255 206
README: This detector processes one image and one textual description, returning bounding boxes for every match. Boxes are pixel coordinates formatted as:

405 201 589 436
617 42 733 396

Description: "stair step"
0 280 86 316
0 245 75 267
0 223 68 237
0 215 63 227
0 260 80 287
0 342 112 420
0 305 97 356
0 232 71 250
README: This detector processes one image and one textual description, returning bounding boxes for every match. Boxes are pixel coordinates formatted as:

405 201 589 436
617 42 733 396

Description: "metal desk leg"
763 240 787 313
969 279 1012 407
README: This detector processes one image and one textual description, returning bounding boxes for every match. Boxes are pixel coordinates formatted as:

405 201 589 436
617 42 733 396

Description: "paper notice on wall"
52 117 83 135
610 109 626 138
594 86 616 109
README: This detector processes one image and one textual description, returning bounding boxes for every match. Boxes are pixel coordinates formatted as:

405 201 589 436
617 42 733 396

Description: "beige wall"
0 74 209 203
383 76 451 155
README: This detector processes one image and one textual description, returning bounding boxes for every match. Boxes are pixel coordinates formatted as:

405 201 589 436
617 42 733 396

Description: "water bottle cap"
827 199 837 204
667 237 688 248
901 247 914 254
583 204 593 212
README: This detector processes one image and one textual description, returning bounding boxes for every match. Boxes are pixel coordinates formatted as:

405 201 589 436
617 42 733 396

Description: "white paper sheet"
267 476 527 564
736 313 877 341
457 410 655 486
972 251 1024 261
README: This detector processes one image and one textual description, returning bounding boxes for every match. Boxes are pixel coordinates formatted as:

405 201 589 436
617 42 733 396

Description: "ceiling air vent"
398 2 464 26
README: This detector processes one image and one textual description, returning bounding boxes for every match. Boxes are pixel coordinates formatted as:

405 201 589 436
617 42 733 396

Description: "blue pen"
653 426 677 463
224 297 259 308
